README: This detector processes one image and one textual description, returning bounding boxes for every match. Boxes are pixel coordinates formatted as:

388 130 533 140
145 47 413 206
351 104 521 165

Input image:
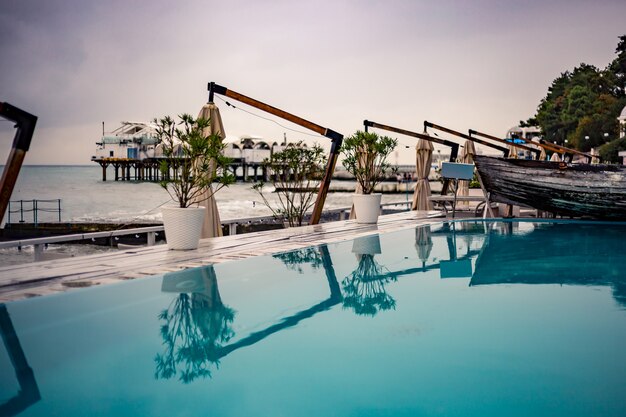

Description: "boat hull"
473 155 626 219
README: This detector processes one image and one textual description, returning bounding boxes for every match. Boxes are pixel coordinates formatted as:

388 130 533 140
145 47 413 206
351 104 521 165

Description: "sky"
1 0 625 165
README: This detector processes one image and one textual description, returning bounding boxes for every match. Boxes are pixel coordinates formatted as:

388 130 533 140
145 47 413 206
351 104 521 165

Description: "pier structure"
93 157 270 182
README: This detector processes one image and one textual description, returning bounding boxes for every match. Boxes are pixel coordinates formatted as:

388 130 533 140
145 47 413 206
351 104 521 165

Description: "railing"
7 199 61 225
0 201 412 262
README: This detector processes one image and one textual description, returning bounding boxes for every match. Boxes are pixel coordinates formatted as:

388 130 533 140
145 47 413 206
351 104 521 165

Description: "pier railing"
7 199 62 225
0 201 412 262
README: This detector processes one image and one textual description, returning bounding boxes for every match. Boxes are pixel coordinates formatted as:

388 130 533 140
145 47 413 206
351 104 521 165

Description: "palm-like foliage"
341 131 397 194
154 114 234 208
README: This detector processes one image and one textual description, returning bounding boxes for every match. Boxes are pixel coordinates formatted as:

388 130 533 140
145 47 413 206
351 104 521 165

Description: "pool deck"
0 210 453 302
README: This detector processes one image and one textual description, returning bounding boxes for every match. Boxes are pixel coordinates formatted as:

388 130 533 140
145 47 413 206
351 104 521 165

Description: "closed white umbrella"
196 102 225 238
538 146 547 161
531 137 545 160
457 140 476 206
411 137 434 211
349 145 368 219
415 225 433 268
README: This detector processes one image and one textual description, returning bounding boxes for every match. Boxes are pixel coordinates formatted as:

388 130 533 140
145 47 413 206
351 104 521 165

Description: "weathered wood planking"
0 211 445 302
474 156 626 219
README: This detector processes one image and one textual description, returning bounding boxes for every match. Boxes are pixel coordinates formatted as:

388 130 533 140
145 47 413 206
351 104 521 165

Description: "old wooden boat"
473 155 626 219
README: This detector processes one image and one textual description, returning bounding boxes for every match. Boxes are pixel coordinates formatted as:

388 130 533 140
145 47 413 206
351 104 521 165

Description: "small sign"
441 162 475 180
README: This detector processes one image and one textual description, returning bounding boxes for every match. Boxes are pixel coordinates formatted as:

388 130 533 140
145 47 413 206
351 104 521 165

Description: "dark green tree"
526 36 626 151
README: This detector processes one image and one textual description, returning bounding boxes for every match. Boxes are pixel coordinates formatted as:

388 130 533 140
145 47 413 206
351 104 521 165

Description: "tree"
526 35 626 151
253 142 326 227
598 137 626 163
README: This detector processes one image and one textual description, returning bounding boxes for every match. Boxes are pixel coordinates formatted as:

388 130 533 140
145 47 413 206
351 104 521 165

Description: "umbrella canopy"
196 102 225 238
457 140 476 205
411 137 434 211
550 152 561 162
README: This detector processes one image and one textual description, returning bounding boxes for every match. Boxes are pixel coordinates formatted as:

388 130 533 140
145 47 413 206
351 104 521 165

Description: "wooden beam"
0 103 37 225
363 120 458 195
424 121 510 157
467 129 541 158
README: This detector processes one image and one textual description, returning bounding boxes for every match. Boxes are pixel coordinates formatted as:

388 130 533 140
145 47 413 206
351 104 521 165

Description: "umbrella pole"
311 137 342 224
0 103 37 225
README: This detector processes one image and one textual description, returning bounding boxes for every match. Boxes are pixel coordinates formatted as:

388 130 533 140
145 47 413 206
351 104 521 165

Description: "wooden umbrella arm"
468 129 542 158
0 102 38 224
424 121 510 157
207 82 343 224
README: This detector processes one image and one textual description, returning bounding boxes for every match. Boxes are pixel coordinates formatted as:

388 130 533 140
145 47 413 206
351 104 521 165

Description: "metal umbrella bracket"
207 82 343 225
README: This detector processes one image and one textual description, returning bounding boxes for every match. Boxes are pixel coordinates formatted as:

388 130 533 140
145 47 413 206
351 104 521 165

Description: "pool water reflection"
2 220 626 417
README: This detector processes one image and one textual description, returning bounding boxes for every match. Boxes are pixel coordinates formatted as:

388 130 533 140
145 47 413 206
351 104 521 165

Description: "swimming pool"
1 220 626 416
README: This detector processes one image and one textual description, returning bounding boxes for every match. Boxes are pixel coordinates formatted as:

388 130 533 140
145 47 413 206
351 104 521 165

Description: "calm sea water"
2 165 412 226
0 165 412 265
1 220 625 416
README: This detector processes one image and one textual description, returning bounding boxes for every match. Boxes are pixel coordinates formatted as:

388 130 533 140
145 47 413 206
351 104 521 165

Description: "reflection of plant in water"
273 247 323 274
342 254 397 316
155 291 235 383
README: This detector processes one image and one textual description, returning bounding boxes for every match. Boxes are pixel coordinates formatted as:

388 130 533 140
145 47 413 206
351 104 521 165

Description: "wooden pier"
93 157 270 182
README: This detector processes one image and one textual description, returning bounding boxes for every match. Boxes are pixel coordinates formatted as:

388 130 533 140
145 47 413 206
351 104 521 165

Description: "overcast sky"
1 0 625 165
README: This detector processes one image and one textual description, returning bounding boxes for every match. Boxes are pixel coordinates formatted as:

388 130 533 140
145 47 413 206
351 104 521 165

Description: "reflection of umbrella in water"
415 225 433 268
457 140 475 207
195 102 226 238
411 136 434 211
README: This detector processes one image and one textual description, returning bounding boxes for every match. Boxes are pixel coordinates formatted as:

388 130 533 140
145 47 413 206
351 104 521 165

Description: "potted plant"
155 114 234 250
252 141 326 227
341 130 397 223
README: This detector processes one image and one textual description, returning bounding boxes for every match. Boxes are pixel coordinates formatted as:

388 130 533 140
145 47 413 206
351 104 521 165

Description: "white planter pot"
161 206 206 250
351 234 382 255
352 193 382 224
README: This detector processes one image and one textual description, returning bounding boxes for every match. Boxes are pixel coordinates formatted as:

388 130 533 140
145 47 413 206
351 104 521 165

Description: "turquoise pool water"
2 220 626 416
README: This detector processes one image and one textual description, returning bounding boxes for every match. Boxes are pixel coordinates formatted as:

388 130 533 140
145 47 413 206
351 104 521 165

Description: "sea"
1 165 413 265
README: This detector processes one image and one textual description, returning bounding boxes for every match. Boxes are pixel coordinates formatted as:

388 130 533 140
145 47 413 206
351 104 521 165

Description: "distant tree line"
523 35 626 162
